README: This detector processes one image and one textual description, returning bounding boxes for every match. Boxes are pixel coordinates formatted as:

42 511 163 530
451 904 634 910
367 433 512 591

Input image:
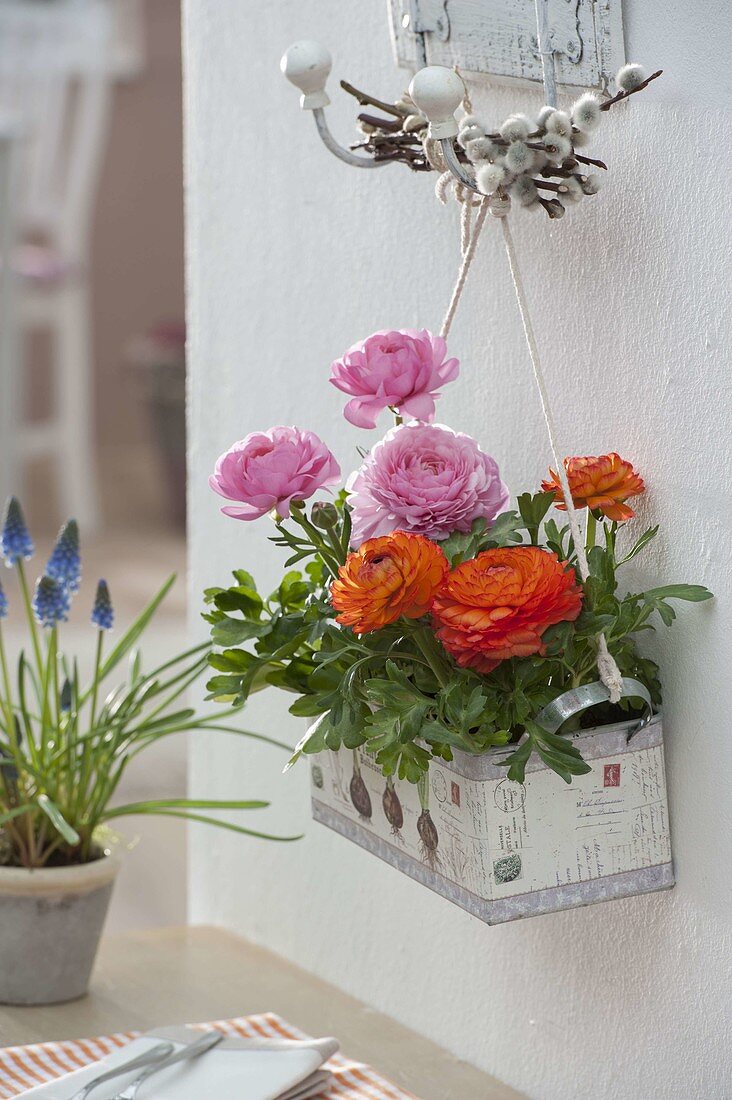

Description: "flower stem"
16 561 43 681
409 623 451 688
89 629 104 733
585 510 597 553
50 627 60 728
287 513 341 578
39 628 56 763
323 526 347 567
0 622 16 747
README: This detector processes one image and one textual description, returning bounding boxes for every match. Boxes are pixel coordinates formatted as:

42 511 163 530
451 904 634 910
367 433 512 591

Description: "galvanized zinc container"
311 715 672 924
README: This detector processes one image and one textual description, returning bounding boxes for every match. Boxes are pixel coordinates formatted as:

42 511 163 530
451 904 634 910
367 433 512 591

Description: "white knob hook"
280 40 332 110
408 66 464 139
280 40 389 170
409 65 479 192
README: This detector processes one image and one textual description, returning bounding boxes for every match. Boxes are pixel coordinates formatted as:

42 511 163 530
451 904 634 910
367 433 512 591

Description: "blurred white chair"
0 0 115 529
0 117 22 502
110 0 146 81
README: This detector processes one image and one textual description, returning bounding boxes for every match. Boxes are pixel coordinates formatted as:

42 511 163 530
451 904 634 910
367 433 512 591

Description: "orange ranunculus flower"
541 453 645 521
331 531 448 635
432 546 583 674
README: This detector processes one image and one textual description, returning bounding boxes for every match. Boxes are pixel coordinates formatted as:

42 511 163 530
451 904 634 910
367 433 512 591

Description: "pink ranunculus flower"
330 329 459 429
210 426 341 521
347 422 509 546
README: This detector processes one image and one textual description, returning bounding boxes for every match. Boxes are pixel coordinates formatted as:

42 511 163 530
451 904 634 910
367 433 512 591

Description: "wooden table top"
0 926 524 1100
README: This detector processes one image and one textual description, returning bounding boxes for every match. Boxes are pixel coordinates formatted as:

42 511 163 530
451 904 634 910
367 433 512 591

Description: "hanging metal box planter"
310 715 673 924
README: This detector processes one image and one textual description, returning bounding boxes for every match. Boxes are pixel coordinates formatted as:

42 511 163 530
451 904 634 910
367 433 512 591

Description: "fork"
111 1031 224 1099
68 1042 175 1100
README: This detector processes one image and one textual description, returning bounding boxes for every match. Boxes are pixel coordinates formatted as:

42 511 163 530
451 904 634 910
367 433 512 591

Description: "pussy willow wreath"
343 62 662 218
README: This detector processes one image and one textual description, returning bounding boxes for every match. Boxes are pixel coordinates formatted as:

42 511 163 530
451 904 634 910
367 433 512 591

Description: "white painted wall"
183 4 732 1097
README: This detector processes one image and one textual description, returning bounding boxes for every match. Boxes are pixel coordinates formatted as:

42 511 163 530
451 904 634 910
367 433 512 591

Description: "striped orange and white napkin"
0 1013 416 1099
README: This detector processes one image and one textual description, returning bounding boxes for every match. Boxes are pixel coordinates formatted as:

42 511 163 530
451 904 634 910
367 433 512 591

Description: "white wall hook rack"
281 0 577 185
280 42 486 188
281 5 660 217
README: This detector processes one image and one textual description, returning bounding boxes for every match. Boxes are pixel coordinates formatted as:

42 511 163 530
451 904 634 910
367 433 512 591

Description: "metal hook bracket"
402 0 451 46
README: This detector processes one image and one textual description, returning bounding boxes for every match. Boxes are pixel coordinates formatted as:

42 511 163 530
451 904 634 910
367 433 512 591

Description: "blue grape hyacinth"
0 577 7 620
91 579 114 631
1 497 34 566
46 519 81 593
32 575 70 628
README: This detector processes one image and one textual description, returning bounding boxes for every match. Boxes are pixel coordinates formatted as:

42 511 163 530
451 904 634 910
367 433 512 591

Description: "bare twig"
600 69 663 111
371 149 431 172
574 153 608 171
540 160 578 178
534 179 566 193
340 80 406 118
357 112 403 133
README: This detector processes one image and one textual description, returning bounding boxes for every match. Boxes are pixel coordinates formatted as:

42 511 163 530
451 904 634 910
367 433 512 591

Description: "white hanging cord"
457 185 483 255
434 170 453 205
439 195 489 339
424 137 447 174
499 216 623 701
460 199 473 257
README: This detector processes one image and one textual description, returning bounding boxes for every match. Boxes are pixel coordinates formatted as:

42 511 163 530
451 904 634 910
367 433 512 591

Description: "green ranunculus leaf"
643 584 714 603
543 517 568 558
289 692 332 718
483 511 525 549
617 525 659 565
500 737 533 784
371 740 431 783
517 491 555 531
210 618 271 648
276 571 311 612
284 713 330 771
232 569 258 589
214 586 264 618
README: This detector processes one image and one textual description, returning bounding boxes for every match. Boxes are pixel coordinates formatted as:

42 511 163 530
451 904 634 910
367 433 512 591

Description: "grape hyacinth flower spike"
32 575 71 629
1 497 34 566
91 580 114 631
0 577 7 620
89 580 113 729
46 519 81 593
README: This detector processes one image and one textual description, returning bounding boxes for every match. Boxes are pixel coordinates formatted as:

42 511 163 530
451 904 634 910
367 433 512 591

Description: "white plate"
22 1026 339 1100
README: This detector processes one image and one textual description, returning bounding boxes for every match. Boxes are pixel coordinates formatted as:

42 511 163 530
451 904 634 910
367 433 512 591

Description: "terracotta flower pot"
0 851 121 1004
